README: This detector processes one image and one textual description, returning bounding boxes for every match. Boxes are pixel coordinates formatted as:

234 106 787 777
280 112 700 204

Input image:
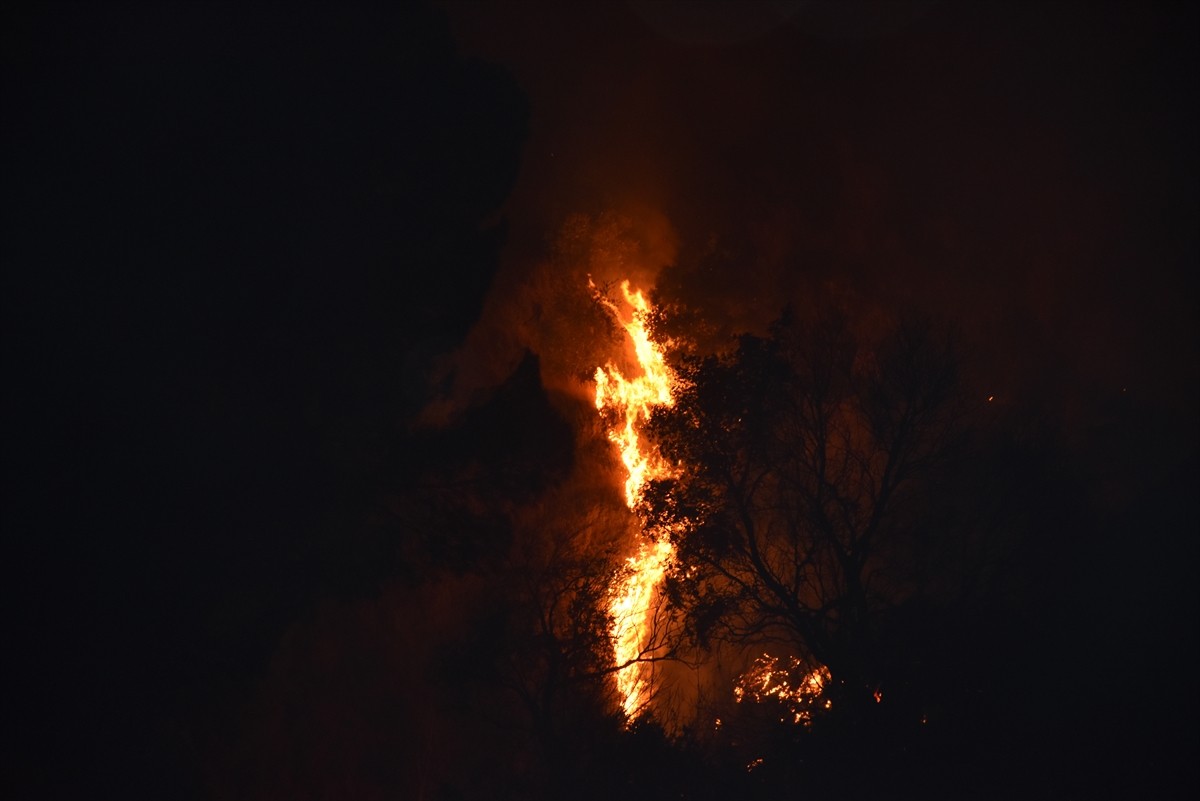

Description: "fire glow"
592 280 676 508
590 280 831 725
591 279 678 718
734 654 833 726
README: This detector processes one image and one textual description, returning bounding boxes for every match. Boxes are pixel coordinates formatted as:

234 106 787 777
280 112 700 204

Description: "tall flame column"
592 280 678 717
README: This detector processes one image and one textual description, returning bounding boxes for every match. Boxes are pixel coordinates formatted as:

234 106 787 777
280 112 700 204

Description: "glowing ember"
590 281 830 724
591 279 679 717
734 653 832 726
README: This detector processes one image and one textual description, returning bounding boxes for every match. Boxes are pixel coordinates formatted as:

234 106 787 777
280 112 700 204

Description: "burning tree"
492 506 627 766
642 308 965 715
590 279 684 718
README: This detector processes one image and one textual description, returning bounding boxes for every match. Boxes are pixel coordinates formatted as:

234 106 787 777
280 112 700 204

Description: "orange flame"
593 280 676 508
609 538 674 717
592 279 678 717
590 280 832 725
590 280 833 724
734 654 832 726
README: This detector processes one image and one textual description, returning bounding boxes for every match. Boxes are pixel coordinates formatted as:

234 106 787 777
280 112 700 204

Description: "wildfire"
589 280 830 725
734 654 832 726
592 280 676 508
591 279 679 717
609 537 674 717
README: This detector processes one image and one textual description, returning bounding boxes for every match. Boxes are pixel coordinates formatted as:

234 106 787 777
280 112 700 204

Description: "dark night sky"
4 2 1197 798
444 1 1197 426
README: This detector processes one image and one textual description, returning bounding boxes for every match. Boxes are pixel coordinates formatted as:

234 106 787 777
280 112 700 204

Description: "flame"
734 654 832 726
592 280 676 508
610 537 674 717
591 279 679 717
589 281 831 725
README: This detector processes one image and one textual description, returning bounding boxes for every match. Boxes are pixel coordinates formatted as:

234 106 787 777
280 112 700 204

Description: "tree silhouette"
643 309 965 714
459 483 665 798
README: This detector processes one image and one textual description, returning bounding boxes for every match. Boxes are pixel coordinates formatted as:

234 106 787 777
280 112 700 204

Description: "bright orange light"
734 653 832 727
593 280 676 507
591 280 833 723
609 537 673 717
592 278 679 718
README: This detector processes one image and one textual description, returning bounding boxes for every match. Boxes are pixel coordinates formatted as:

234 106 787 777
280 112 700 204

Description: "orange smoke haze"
418 207 678 429
444 0 1198 450
414 208 687 719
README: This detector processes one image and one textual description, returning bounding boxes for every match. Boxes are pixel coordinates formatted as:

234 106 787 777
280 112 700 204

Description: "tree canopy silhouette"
643 309 966 711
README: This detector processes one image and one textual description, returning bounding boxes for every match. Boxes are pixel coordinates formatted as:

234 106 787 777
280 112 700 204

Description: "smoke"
419 204 679 427
434 0 1199 731
444 1 1197 445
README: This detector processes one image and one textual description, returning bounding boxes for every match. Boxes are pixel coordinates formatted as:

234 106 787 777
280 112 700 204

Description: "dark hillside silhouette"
5 4 531 796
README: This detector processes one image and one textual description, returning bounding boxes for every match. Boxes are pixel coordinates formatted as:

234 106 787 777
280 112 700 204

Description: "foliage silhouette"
644 308 967 714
